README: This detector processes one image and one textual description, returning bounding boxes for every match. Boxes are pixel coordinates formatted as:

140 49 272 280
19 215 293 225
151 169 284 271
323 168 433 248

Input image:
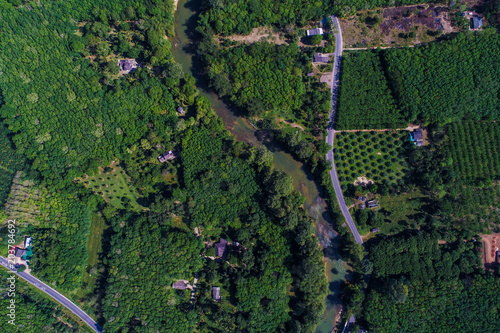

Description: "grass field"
77 211 108 300
334 131 410 186
78 163 144 211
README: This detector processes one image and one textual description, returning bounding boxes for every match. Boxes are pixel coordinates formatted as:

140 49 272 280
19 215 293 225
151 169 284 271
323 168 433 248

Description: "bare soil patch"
219 27 288 45
341 4 456 48
354 176 374 186
480 233 499 271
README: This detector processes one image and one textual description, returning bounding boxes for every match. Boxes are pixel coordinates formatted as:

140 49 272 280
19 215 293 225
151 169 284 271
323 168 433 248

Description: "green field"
79 164 144 211
77 211 108 301
334 131 410 186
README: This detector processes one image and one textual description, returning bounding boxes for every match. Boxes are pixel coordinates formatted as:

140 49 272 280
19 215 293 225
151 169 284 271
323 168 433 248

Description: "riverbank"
171 0 348 331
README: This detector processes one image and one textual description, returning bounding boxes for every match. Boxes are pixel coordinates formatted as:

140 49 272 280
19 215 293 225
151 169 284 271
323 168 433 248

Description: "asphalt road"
326 17 363 245
0 256 103 333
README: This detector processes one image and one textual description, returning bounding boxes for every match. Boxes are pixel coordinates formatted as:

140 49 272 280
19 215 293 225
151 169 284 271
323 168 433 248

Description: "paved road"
0 256 103 333
325 16 363 245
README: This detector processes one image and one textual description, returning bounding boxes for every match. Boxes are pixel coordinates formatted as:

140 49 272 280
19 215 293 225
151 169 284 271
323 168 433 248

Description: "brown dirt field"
219 27 287 45
340 4 456 48
480 233 499 271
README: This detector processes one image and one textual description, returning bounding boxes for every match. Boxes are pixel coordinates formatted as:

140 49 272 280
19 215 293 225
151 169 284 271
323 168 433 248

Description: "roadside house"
314 53 330 63
14 248 27 258
410 129 424 146
307 28 323 36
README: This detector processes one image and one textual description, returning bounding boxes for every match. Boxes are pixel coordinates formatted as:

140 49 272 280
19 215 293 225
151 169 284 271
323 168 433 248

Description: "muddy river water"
171 1 349 330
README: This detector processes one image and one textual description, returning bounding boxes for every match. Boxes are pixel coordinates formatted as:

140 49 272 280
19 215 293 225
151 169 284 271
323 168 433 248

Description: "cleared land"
480 233 499 271
340 4 455 48
78 162 144 211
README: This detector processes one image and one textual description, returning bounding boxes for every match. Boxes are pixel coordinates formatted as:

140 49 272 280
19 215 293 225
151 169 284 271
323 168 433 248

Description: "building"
314 53 330 63
213 287 221 301
471 17 483 29
357 196 367 202
14 248 27 258
118 59 138 72
24 236 32 248
410 129 424 146
172 280 191 290
177 106 185 115
371 228 380 233
359 203 366 209
307 28 323 36
158 151 175 163
367 200 378 208
215 238 228 258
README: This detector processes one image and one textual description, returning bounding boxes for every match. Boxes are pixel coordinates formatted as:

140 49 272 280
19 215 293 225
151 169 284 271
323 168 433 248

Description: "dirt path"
334 124 419 132
276 118 306 131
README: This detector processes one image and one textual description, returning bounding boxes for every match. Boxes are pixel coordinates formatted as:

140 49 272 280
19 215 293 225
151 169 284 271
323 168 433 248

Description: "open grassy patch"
334 130 410 186
78 163 144 211
78 211 108 299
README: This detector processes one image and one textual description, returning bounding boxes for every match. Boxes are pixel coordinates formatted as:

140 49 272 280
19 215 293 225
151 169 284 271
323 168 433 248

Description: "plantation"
78 163 144 211
383 32 500 123
334 131 409 186
447 121 500 181
336 51 405 130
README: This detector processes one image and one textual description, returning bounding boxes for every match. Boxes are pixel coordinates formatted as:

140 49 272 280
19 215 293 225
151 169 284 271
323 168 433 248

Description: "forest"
0 125 27 206
352 231 499 333
336 51 405 130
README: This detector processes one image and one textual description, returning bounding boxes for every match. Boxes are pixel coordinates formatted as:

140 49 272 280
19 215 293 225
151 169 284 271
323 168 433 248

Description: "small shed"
118 59 138 72
314 53 330 63
367 200 378 208
307 28 324 36
215 238 228 258
213 287 221 301
471 17 483 29
172 280 191 290
357 196 367 202
307 72 315 77
24 236 32 248
158 151 175 163
359 203 366 209
177 106 185 114
371 228 380 233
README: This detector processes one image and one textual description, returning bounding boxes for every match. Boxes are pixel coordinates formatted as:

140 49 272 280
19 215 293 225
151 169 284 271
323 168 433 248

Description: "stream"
171 1 349 331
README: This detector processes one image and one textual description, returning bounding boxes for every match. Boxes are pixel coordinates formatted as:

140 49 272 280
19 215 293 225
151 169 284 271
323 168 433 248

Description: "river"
171 1 348 331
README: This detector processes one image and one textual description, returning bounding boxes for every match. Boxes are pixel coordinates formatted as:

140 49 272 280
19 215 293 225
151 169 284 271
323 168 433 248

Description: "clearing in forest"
480 233 500 271
218 27 288 45
340 4 456 49
78 163 144 211
334 131 410 186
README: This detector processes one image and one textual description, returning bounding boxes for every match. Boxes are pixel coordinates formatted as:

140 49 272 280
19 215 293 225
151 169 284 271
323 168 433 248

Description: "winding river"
171 1 348 331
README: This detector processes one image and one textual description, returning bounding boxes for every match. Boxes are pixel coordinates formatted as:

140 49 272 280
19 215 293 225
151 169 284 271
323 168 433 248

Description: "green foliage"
383 32 500 123
447 121 500 181
0 125 27 206
0 269 87 332
102 214 202 331
336 51 404 130
206 43 305 116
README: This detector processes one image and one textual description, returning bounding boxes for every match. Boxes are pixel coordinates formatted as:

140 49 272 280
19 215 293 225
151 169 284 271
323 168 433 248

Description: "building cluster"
10 236 33 267
158 150 176 163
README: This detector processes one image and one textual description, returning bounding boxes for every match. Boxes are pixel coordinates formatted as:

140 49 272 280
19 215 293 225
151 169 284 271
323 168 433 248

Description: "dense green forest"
0 269 89 331
383 32 500 123
354 231 499 333
201 41 331 127
336 51 405 130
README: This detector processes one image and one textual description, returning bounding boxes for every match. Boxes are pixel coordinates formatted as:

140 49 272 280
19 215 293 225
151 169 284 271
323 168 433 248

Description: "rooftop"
213 286 221 300
307 28 323 36
215 238 228 257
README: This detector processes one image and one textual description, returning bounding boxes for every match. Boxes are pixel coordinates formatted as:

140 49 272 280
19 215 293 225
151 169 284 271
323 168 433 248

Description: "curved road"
0 256 103 333
325 17 363 244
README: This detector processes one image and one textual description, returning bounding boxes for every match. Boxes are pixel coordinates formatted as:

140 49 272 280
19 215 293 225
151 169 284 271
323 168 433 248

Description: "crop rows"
447 122 500 180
